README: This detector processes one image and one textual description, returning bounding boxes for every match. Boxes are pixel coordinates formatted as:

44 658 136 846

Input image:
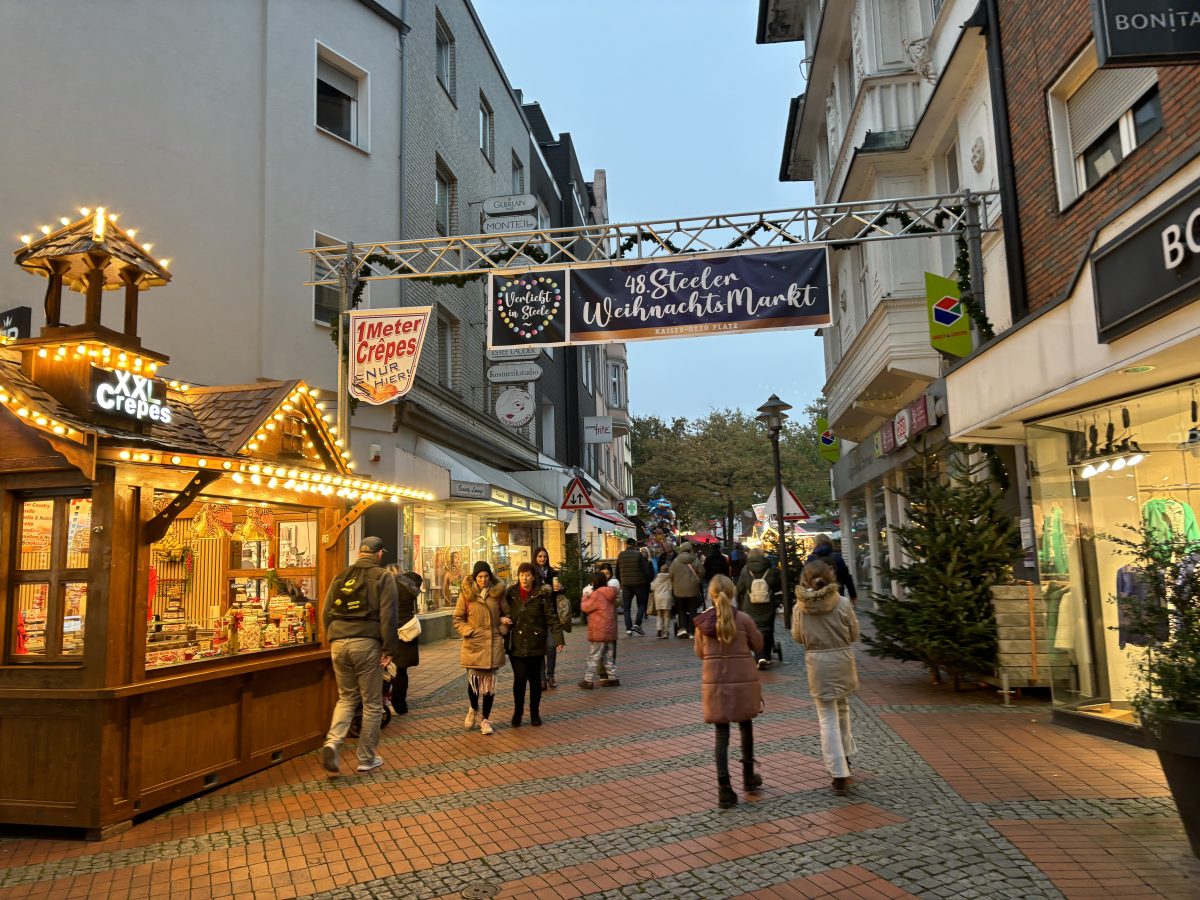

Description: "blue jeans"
326 638 383 764
622 584 649 629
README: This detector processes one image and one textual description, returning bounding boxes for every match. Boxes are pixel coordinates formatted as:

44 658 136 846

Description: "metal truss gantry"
302 191 1000 285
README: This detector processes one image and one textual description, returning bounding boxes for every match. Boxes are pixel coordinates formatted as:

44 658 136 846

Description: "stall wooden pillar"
120 267 141 338
83 252 109 327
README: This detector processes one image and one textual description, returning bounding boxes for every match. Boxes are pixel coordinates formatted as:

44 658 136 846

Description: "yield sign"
561 477 595 511
763 487 810 521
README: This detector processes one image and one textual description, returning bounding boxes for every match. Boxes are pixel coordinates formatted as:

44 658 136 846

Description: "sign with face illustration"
495 387 534 428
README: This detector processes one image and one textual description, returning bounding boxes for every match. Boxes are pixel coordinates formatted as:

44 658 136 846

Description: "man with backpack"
668 542 706 638
616 538 653 637
320 536 401 775
736 548 782 669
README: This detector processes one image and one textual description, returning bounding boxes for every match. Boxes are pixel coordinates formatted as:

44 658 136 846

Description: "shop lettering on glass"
91 367 173 423
347 307 432 405
570 249 830 344
488 271 567 348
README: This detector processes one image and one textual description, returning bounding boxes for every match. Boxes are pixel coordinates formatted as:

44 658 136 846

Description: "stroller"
347 661 396 738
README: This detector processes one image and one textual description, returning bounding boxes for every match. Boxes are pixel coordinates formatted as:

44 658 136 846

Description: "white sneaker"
756 659 768 670
355 755 384 773
479 719 494 735
320 743 339 774
627 629 633 636
464 708 477 730
676 629 688 638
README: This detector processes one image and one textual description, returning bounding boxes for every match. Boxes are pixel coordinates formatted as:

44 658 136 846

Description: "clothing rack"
1137 484 1200 492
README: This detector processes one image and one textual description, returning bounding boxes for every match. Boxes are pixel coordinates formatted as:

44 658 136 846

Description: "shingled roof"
186 381 297 455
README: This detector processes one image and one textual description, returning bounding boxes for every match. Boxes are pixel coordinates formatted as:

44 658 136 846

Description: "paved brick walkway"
1 616 1198 899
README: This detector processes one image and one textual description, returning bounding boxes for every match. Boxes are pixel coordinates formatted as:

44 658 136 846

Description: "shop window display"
847 493 872 592
1028 381 1200 722
145 493 318 670
9 494 91 660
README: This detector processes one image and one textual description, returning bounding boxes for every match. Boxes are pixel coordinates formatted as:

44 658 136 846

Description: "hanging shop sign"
450 480 489 500
91 367 173 424
483 216 539 235
347 306 432 404
622 499 638 517
1092 0 1200 67
879 420 896 455
817 416 840 463
487 361 543 383
893 407 912 449
926 272 972 358
486 249 830 349
495 387 534 427
583 416 613 444
487 346 540 361
483 193 537 216
0 306 31 341
1092 177 1200 342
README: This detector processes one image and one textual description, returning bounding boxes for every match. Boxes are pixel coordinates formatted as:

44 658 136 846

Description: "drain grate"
461 882 500 899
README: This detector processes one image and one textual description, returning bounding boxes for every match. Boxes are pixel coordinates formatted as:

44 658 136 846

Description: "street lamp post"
757 394 793 628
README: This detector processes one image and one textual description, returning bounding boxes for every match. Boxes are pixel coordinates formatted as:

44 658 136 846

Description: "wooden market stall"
0 210 431 836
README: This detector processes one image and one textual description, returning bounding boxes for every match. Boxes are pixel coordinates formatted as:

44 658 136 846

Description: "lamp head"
756 394 793 431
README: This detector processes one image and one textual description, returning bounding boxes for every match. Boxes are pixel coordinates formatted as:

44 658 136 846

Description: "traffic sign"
763 487 810 521
561 477 594 511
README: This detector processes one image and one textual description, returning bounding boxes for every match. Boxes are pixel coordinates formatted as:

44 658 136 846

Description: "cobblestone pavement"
1 615 1198 899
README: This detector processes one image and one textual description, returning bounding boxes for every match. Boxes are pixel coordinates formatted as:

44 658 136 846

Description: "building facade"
0 0 627 632
944 0 1200 736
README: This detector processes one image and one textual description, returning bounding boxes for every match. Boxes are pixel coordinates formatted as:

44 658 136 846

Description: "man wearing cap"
320 536 401 775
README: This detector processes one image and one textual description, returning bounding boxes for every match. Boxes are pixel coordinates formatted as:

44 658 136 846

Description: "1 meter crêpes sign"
486 250 829 347
348 307 432 404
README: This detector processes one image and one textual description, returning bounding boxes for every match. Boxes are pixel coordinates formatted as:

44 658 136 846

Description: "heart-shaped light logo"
496 275 562 339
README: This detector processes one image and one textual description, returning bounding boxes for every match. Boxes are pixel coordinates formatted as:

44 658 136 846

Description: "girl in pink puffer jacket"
579 573 619 688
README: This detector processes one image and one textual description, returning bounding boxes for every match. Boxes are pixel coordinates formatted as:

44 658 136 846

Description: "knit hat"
471 560 494 580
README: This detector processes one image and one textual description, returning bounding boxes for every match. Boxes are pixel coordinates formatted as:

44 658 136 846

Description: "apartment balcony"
609 405 630 436
825 295 941 442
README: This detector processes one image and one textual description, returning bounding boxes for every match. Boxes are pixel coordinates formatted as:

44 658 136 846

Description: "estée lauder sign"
1093 0 1200 66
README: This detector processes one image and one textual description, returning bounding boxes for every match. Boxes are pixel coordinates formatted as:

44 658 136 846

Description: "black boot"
718 777 738 809
743 761 763 792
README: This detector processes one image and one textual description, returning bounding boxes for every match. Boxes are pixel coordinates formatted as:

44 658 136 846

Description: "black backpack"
330 567 373 619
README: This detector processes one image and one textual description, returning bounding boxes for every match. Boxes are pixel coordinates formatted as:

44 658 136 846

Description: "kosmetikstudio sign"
1093 0 1200 66
486 248 830 349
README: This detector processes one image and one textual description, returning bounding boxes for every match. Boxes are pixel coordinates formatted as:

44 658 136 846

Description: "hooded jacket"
735 550 782 629
669 543 704 598
581 584 619 642
323 556 401 657
791 583 860 701
453 577 508 671
649 571 674 614
694 607 763 724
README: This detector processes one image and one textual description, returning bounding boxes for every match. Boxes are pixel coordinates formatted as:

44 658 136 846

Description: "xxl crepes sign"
347 307 432 404
486 248 830 348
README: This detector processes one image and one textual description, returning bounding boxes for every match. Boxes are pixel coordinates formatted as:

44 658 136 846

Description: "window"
9 494 91 661
479 94 494 163
316 47 367 149
944 141 960 194
583 442 595 476
435 159 457 236
582 348 595 392
312 233 344 327
609 363 624 409
438 312 457 389
511 154 525 194
435 10 455 99
1048 48 1159 206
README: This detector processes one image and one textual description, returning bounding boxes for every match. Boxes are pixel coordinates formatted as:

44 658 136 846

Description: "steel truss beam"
302 191 999 284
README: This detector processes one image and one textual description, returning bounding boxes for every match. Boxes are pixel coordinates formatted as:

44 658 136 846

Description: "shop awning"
415 438 558 520
565 508 637 535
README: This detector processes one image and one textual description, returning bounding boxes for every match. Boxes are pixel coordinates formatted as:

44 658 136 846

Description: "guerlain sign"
1093 0 1200 66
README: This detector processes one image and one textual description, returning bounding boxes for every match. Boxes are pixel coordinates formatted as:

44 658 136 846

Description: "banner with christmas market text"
347 306 432 404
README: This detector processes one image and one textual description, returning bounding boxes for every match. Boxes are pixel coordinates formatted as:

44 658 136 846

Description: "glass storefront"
1027 378 1200 723
847 493 872 593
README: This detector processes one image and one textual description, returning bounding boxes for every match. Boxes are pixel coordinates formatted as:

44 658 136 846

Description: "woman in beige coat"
453 561 511 736
792 559 860 795
694 574 763 809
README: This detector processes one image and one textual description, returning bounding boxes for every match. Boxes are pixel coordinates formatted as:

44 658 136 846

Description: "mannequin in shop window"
441 549 464 609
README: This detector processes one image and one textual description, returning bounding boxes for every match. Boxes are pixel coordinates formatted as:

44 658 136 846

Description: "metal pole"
963 191 987 341
336 242 354 444
772 428 791 629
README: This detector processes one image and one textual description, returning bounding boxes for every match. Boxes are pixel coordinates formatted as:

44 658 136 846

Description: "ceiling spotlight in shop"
1078 451 1147 479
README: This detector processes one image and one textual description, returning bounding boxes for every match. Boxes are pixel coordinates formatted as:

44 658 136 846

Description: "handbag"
397 615 422 642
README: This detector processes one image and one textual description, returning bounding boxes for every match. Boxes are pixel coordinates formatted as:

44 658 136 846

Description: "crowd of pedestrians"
316 530 861 808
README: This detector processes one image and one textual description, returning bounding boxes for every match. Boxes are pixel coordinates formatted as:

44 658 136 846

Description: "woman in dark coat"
388 567 422 714
506 562 564 727
808 534 858 604
533 546 563 690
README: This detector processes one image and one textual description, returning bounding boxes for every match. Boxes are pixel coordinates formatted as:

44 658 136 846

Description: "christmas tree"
865 448 1018 684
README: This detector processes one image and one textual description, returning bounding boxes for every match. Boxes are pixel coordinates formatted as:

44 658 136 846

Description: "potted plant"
1109 525 1200 858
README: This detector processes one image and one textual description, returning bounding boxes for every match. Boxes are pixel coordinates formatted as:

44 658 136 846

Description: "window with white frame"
944 140 961 194
581 347 594 392
437 311 457 389
511 154 525 194
583 442 595 475
312 232 345 327
435 10 455 99
479 94 494 163
435 158 456 236
1048 48 1160 207
608 363 624 409
316 48 367 149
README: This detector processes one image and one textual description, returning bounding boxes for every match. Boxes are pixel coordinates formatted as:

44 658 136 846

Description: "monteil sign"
91 367 173 423
1093 0 1200 66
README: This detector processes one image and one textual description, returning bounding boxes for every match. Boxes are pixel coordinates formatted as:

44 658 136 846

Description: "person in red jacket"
579 572 619 688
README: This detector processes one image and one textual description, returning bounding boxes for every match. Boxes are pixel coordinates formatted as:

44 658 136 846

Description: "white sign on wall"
483 194 537 216
487 361 543 383
583 416 613 444
483 215 539 235
487 346 540 361
495 387 534 428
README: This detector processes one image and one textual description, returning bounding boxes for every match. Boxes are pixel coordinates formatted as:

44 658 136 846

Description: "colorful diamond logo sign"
820 430 836 447
932 295 963 327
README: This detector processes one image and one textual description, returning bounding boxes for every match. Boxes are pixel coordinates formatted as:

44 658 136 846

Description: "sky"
472 0 826 423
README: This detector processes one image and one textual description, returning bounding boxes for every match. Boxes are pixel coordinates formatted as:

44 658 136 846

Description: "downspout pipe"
975 0 1029 325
